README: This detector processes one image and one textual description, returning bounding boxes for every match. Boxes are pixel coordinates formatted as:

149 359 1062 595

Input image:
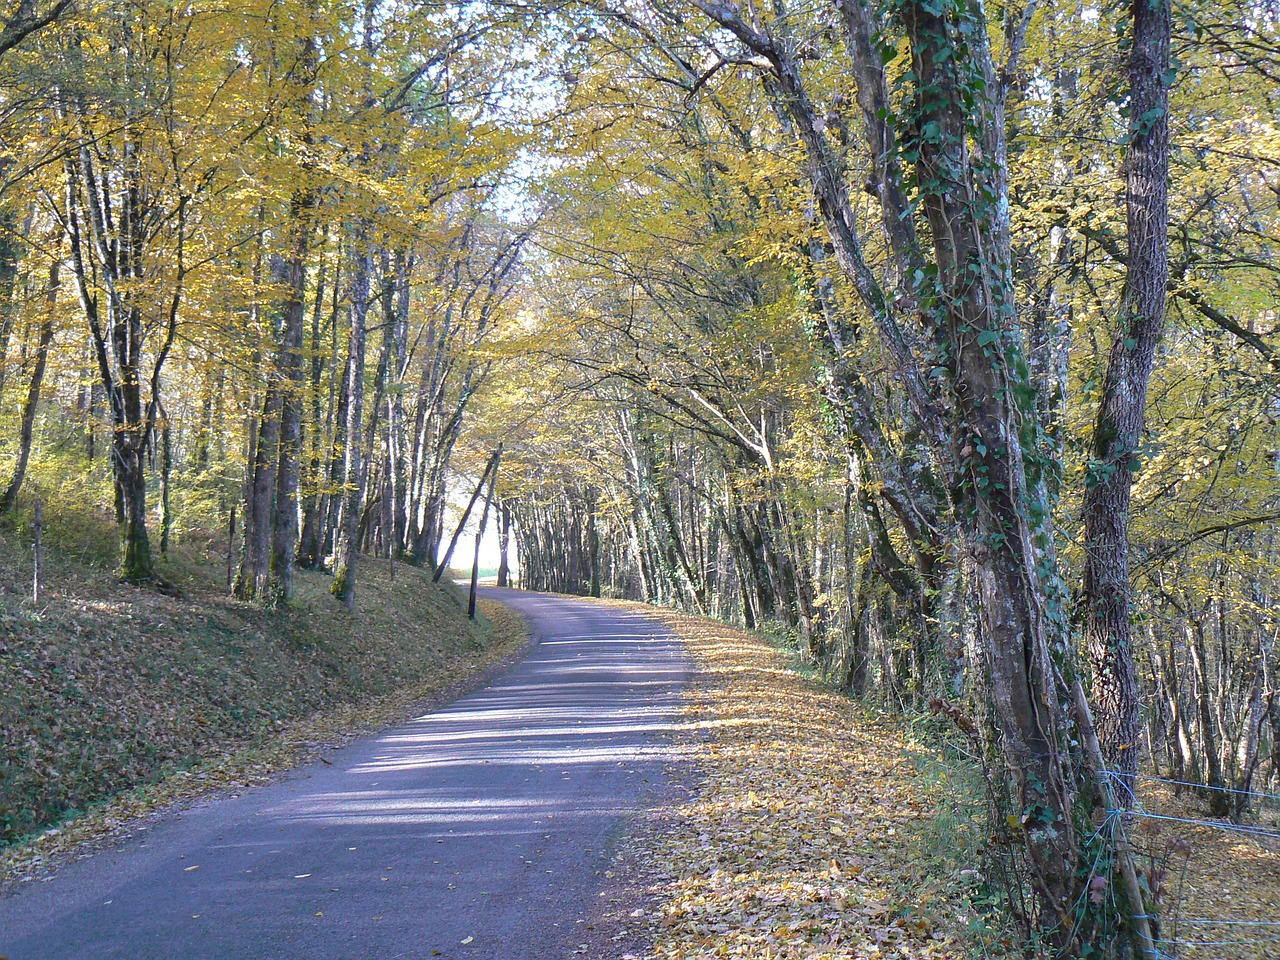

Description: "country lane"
0 589 689 960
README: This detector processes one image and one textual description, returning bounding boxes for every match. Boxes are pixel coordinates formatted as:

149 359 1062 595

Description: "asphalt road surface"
0 589 688 960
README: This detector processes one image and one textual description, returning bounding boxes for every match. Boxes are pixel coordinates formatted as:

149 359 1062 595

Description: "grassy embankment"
0 502 527 880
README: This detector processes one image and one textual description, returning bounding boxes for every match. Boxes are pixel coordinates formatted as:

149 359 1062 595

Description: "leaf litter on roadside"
601 604 1280 960
597 604 985 960
0 584 531 890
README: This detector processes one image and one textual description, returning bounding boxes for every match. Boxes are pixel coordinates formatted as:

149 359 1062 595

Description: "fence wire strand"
1155 934 1280 947
1108 770 1280 806
1127 810 1280 841
1088 770 1280 957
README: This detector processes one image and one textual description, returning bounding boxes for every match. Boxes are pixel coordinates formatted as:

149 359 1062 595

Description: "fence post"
1074 679 1158 960
227 505 236 591
32 499 43 604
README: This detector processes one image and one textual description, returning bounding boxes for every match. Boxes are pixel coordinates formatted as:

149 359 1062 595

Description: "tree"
55 1 194 582
1080 0 1172 787
688 0 1083 927
234 4 320 605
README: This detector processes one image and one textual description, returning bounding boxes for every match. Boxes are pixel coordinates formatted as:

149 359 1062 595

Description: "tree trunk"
0 258 57 514
497 500 512 587
115 425 153 583
237 386 279 599
331 234 372 610
0 207 19 403
158 400 173 556
1188 619 1230 816
297 238 337 570
1081 0 1172 790
1233 628 1272 819
269 200 313 603
587 492 601 598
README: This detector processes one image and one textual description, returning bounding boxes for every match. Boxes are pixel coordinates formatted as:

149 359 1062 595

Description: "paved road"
0 589 687 960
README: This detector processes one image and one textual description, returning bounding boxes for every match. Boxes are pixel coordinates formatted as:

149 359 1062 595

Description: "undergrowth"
901 713 1021 957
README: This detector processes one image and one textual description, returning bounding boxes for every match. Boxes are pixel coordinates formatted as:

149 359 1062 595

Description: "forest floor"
0 520 531 887
586 604 1280 960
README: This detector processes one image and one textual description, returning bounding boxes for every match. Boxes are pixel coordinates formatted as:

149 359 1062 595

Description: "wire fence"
1098 769 1280 959
1122 773 1280 807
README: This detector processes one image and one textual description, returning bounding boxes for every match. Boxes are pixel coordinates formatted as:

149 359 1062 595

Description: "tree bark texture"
1080 0 1171 786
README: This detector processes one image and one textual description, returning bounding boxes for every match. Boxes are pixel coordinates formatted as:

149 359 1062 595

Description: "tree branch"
0 0 72 62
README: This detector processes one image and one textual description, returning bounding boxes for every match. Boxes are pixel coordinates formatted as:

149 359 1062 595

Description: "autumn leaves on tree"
0 0 532 595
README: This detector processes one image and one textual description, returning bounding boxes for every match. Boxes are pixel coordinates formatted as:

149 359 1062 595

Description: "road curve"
0 589 688 960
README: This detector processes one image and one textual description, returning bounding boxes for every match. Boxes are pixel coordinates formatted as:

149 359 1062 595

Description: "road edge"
0 597 538 893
